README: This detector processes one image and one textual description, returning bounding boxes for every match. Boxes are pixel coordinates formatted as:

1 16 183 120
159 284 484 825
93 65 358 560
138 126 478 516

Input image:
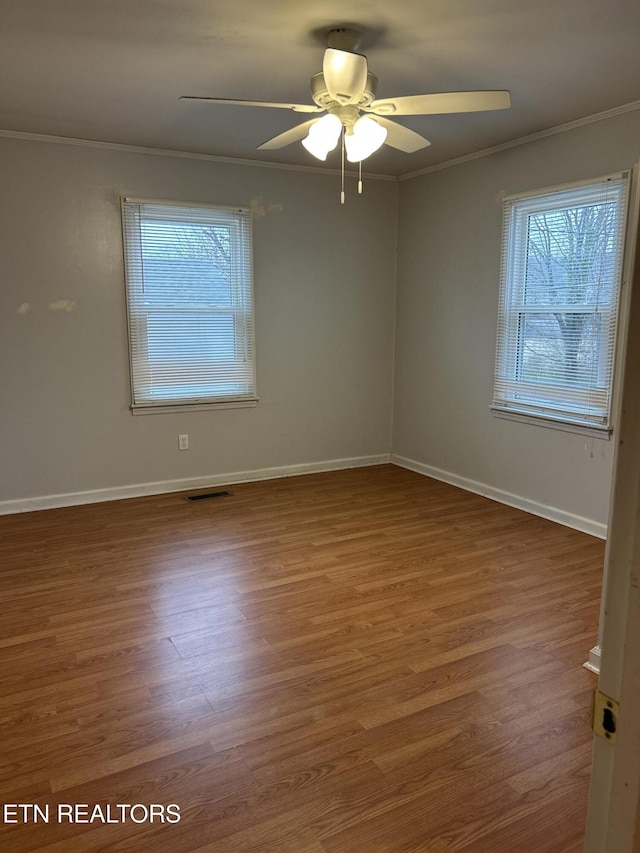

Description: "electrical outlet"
178 434 189 451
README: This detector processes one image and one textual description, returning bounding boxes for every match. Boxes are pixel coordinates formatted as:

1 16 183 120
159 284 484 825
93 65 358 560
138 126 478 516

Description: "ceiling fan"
181 27 511 165
181 27 510 202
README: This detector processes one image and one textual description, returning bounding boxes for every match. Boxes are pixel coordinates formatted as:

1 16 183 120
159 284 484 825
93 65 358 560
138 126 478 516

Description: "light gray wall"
393 109 640 529
3 111 639 523
0 137 397 502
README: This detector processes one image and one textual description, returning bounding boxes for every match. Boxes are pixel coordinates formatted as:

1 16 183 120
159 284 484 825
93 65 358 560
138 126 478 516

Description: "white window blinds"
121 199 256 411
492 173 629 431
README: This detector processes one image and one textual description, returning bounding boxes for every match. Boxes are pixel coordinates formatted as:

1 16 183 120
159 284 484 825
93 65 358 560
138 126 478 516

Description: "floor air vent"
186 490 232 502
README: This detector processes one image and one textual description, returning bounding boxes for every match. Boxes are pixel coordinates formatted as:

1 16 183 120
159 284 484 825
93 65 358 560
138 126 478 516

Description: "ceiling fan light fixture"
301 113 343 160
344 116 387 162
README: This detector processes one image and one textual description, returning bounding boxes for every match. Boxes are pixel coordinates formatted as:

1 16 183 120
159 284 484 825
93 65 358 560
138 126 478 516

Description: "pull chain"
340 130 345 204
358 160 363 194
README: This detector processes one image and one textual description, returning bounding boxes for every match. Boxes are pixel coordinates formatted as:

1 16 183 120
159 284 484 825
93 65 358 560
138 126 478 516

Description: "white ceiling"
2 0 640 178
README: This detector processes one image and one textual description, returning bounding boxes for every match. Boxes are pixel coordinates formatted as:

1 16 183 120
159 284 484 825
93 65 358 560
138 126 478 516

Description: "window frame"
491 172 631 437
121 197 257 415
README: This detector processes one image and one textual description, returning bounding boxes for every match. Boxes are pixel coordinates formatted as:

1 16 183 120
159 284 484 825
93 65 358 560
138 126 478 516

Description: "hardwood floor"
0 464 602 852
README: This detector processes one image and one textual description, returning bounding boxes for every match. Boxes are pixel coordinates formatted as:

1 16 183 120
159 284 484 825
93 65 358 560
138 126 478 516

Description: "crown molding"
398 99 640 181
0 128 397 182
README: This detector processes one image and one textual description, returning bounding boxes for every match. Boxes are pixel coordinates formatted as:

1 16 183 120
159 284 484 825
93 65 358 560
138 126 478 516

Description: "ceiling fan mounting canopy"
326 27 364 53
179 25 511 161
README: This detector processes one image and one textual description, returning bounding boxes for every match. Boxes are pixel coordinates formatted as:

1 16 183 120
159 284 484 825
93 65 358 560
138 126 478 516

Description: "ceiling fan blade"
367 90 511 116
374 117 431 153
323 48 368 106
257 118 319 150
179 96 323 114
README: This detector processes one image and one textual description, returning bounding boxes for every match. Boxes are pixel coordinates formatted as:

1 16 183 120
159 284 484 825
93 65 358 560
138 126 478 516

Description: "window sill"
490 406 612 439
131 399 258 415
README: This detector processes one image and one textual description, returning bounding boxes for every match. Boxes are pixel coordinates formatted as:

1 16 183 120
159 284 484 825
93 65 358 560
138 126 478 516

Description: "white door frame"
584 173 640 852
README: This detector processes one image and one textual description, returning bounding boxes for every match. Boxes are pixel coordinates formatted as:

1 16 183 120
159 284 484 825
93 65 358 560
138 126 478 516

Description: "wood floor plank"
0 465 601 851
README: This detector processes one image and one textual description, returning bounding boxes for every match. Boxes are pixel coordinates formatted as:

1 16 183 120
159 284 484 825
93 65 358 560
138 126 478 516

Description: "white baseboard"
391 454 607 539
0 454 391 516
584 645 602 675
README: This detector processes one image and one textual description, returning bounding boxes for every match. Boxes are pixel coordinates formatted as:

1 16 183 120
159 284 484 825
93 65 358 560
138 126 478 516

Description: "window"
492 173 630 433
121 199 256 413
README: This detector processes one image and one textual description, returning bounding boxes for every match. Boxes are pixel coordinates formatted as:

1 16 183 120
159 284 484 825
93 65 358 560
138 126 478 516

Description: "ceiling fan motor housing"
310 71 378 110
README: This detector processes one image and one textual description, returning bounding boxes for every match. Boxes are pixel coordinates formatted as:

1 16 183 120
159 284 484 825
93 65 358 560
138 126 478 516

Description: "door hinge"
592 690 618 742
